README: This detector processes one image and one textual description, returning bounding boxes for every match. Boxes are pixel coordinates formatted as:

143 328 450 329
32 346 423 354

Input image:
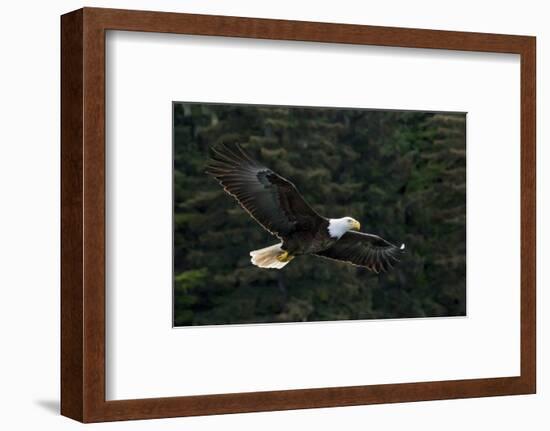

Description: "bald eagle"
206 144 405 272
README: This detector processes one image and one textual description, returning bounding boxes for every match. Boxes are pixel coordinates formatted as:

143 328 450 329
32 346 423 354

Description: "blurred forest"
173 102 466 326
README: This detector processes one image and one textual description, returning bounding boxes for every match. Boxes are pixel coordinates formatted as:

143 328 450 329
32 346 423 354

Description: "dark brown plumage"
206 143 404 271
205 143 322 240
315 231 405 273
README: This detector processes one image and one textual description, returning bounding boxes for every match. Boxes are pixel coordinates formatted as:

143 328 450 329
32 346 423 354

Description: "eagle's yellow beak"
352 219 361 231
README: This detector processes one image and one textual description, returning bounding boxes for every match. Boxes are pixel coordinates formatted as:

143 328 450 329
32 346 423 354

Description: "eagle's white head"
328 217 361 239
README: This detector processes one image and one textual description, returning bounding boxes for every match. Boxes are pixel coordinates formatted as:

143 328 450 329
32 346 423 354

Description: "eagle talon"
277 251 294 262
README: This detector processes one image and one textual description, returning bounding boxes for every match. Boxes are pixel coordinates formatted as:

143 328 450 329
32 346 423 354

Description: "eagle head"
328 217 361 239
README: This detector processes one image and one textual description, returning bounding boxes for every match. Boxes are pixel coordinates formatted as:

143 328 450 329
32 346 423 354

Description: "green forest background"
173 102 466 326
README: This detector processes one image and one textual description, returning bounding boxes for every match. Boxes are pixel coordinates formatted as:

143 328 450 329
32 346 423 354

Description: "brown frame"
61 7 536 423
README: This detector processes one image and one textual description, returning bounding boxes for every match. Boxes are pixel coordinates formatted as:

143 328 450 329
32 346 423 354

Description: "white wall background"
0 0 546 429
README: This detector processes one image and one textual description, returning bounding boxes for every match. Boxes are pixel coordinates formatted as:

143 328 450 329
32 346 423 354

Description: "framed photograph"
61 7 536 422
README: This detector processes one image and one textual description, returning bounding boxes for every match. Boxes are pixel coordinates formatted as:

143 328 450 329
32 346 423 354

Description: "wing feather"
315 231 405 273
206 144 323 239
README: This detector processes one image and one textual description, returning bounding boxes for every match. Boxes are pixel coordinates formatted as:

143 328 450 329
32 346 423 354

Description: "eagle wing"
315 231 405 273
206 144 324 239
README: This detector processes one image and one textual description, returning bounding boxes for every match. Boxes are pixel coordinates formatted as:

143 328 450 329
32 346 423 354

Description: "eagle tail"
250 243 292 269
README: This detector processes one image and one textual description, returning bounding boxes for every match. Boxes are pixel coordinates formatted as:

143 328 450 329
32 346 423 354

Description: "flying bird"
206 144 405 272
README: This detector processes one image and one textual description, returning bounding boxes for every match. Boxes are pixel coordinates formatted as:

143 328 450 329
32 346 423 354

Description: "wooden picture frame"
61 7 536 423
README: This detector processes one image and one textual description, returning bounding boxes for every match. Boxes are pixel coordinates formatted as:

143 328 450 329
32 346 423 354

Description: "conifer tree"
173 103 466 326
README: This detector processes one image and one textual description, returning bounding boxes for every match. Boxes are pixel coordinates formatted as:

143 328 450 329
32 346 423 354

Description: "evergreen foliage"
173 103 466 326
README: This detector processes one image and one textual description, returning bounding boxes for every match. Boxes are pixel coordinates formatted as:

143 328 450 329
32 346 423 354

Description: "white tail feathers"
250 243 291 269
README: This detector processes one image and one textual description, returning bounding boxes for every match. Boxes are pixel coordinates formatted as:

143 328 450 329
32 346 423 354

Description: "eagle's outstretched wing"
206 144 323 239
315 231 405 273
